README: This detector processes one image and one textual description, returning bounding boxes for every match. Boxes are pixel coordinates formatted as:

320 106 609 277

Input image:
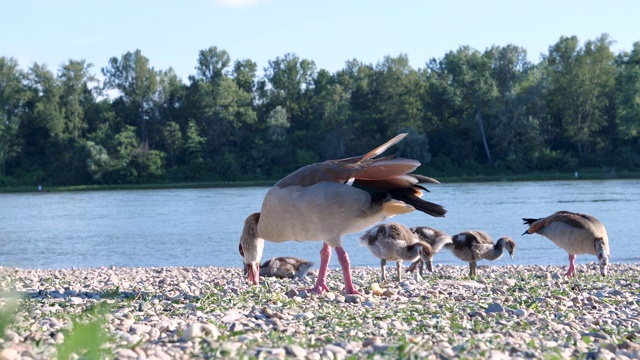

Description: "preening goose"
360 222 434 281
407 226 452 273
522 211 610 277
239 133 446 295
445 230 516 277
259 257 314 279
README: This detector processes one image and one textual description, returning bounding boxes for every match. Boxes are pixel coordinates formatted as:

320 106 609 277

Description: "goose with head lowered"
360 222 434 281
259 257 314 279
239 133 446 295
406 226 452 274
445 230 516 277
522 211 609 277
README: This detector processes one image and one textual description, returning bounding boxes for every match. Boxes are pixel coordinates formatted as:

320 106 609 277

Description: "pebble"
514 309 527 318
485 302 505 314
1 264 639 359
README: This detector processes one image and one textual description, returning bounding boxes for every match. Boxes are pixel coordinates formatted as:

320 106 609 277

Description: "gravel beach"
1 263 639 359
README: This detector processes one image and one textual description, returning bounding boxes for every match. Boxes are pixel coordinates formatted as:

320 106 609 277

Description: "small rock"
609 289 624 297
52 332 64 343
323 344 347 359
285 289 299 298
181 323 219 340
255 347 286 359
363 337 383 347
294 312 314 320
0 347 19 360
114 348 140 358
285 344 307 358
485 302 505 314
488 350 511 360
68 297 84 305
514 309 527 318
323 292 336 301
370 283 384 296
344 294 362 303
130 324 152 335
221 310 244 323
581 331 610 341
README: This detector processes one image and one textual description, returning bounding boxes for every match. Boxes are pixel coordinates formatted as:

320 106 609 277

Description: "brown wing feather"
526 211 591 234
352 159 420 180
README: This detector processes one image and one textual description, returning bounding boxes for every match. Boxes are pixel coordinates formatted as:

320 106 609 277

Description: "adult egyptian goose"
239 134 446 294
359 222 434 281
522 211 610 277
407 226 452 273
445 230 516 277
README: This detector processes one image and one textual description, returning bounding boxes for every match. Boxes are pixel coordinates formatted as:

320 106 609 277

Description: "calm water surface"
0 180 638 270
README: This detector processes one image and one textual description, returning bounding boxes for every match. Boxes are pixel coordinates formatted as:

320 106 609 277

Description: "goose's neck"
431 237 452 253
404 243 422 260
482 240 505 261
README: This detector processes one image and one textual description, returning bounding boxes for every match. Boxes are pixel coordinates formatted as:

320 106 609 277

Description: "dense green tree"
310 69 351 159
58 59 96 141
616 41 640 139
370 54 425 137
233 59 258 94
102 50 159 144
262 53 316 131
614 41 640 169
3 36 640 188
542 34 616 158
195 46 230 85
162 121 183 167
19 63 66 184
184 119 205 165
484 45 545 170
427 46 498 165
216 77 257 149
0 57 25 177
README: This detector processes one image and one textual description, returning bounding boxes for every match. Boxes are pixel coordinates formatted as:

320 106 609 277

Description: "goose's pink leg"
307 243 331 294
566 254 576 278
335 246 360 295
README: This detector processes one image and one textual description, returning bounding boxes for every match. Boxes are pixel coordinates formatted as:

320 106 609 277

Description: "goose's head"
595 237 609 276
499 237 516 259
239 212 264 285
416 241 435 272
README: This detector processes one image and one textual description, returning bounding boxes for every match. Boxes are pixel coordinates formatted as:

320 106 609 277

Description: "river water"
0 179 637 270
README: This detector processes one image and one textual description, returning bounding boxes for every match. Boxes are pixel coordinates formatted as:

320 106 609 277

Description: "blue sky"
2 0 638 81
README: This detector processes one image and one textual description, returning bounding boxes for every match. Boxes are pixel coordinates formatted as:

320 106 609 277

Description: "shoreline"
1 264 639 359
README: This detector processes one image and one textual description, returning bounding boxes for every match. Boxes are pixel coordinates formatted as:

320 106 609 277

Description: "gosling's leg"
470 261 477 277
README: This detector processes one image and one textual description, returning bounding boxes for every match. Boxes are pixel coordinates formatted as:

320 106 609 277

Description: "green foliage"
1 36 639 187
55 303 113 359
84 141 111 181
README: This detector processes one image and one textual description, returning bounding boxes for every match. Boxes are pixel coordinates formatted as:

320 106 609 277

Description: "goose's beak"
600 264 608 277
246 263 260 284
426 260 433 273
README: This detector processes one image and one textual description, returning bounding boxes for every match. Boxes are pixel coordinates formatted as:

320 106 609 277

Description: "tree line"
1 33 639 187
